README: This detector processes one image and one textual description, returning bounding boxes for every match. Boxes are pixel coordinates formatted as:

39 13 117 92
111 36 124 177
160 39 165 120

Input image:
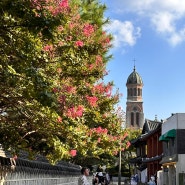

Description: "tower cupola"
126 66 144 129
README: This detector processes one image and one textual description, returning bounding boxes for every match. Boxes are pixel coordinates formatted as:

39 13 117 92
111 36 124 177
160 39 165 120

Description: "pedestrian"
92 174 99 185
78 167 90 185
130 175 137 185
148 176 156 185
135 173 139 184
97 171 105 185
105 171 110 185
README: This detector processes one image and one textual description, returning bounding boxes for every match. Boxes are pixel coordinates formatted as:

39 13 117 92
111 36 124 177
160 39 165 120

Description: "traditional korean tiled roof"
142 119 162 134
131 119 162 146
142 154 163 163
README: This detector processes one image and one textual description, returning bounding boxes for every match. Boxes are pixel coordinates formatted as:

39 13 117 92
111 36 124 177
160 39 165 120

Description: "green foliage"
0 0 128 165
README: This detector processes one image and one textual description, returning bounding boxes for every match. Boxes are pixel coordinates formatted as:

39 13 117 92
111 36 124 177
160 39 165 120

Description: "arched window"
134 88 137 96
131 112 134 126
136 112 140 126
130 88 133 96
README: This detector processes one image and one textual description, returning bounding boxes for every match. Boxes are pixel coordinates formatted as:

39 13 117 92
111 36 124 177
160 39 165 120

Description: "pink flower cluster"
69 149 77 157
83 24 94 37
90 126 108 135
57 116 62 123
126 141 131 148
92 83 112 97
66 105 84 118
95 55 102 65
48 0 69 16
59 0 68 8
108 135 118 142
75 41 84 47
86 96 98 107
121 132 129 141
43 45 53 52
58 95 66 104
62 85 76 94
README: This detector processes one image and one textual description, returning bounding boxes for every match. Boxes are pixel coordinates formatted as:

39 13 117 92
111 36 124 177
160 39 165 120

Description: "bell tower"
126 66 144 129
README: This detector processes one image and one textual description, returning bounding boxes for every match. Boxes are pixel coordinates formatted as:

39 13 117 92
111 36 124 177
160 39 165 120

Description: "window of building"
131 112 134 126
134 88 137 96
136 112 140 126
130 88 133 96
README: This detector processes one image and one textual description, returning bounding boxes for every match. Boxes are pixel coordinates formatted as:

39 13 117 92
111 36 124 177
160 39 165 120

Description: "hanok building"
130 119 163 183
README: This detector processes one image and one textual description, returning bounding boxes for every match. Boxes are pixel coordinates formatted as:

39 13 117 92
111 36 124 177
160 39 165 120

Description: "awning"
164 129 176 138
159 129 176 141
159 135 169 141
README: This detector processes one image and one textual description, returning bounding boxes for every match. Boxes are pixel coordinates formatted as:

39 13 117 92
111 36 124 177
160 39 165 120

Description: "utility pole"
118 150 121 185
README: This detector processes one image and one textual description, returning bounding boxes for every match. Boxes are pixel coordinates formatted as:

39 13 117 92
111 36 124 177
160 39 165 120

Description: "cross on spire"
133 58 136 71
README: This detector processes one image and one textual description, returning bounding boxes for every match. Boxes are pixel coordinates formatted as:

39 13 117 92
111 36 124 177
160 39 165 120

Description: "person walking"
78 167 90 185
148 176 156 185
135 173 139 184
105 171 110 185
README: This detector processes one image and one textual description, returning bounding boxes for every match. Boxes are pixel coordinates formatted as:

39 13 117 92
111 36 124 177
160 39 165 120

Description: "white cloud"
151 12 175 33
108 0 185 46
151 12 185 46
105 20 141 48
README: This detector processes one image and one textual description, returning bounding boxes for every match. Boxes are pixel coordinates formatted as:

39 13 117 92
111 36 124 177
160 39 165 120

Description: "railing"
4 177 79 185
0 155 81 185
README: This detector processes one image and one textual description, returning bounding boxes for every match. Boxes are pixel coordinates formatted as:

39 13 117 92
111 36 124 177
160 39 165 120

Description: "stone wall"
0 155 81 185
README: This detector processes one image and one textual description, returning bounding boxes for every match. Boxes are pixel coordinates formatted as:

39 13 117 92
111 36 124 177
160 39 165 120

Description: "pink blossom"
43 45 53 52
58 41 64 46
121 148 125 152
69 149 77 157
66 105 84 118
95 55 102 65
52 87 59 93
59 0 69 8
58 95 66 104
64 85 76 94
57 26 64 32
92 83 104 94
83 24 94 37
75 105 84 117
86 96 98 107
75 41 84 47
126 141 131 148
89 64 94 70
97 137 101 143
91 127 108 135
57 116 62 123
121 132 129 140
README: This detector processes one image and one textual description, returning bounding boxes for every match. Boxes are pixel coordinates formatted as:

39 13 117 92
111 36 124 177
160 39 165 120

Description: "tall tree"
0 0 130 164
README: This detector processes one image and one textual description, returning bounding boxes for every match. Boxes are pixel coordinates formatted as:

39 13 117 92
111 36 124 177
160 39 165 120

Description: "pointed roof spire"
133 65 136 71
133 58 136 71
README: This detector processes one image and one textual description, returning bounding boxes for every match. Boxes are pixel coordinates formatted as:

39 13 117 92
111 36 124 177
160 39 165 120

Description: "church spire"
126 66 144 129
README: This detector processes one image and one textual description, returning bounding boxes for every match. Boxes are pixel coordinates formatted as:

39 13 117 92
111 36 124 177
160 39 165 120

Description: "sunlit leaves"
0 0 129 165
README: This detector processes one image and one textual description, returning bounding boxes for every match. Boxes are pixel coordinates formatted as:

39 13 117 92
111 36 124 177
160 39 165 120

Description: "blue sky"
100 0 185 121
